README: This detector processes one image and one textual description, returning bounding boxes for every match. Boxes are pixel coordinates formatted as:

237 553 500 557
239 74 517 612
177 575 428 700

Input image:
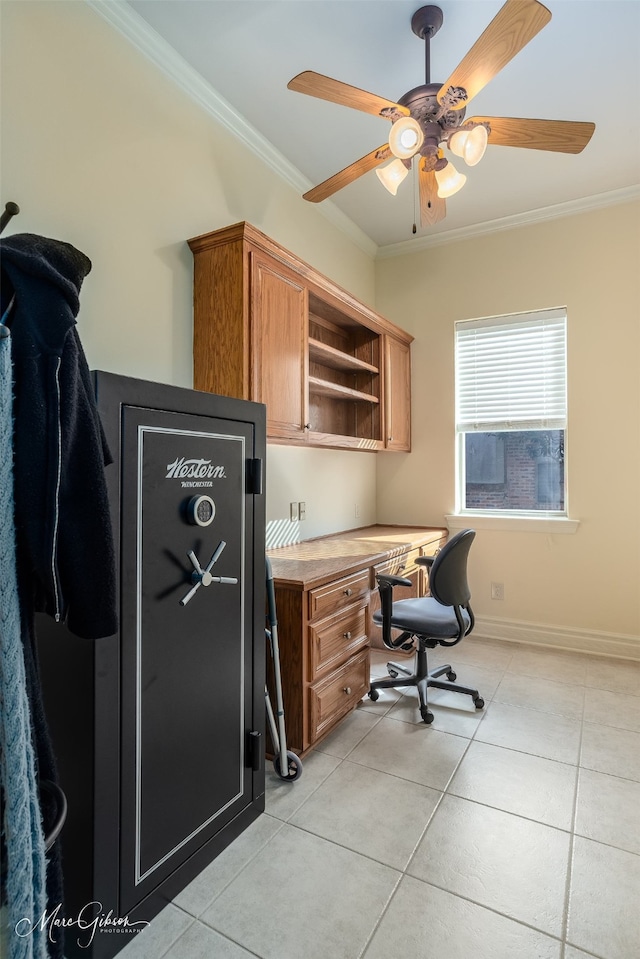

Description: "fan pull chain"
412 161 417 234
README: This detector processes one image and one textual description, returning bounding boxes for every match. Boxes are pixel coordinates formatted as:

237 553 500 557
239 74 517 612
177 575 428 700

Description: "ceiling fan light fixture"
435 159 467 198
376 158 410 195
448 124 488 166
388 116 424 159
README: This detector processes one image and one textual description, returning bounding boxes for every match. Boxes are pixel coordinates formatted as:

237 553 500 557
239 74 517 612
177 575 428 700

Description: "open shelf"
308 376 380 404
308 338 379 375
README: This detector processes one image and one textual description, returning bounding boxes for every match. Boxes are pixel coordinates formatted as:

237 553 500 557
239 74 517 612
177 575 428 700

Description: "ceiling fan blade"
437 0 551 110
419 165 446 226
469 116 595 153
303 145 391 203
288 71 409 119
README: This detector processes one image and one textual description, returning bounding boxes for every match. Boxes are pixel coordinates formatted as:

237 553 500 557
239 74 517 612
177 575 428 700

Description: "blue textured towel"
0 317 49 959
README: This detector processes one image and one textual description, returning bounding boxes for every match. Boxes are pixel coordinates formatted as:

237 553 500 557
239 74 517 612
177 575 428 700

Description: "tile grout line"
125 642 639 959
559 664 587 956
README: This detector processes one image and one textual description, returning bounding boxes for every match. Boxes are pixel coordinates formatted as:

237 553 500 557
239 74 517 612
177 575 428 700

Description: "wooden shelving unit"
188 222 413 451
308 375 380 403
308 338 379 375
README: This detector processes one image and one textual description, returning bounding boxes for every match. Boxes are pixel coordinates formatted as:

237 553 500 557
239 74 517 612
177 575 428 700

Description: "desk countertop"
267 524 446 590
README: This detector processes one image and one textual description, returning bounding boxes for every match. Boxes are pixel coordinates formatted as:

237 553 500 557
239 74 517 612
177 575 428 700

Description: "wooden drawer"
308 569 369 620
308 648 369 744
372 547 421 583
308 603 367 682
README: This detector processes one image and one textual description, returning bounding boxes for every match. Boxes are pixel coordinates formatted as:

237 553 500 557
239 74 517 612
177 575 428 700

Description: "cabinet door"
251 252 308 440
385 336 411 452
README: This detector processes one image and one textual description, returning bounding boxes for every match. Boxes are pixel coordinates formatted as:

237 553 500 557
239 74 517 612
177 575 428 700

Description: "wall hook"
0 201 20 235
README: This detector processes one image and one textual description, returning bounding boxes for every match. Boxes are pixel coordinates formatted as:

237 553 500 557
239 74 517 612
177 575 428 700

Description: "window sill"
445 513 580 534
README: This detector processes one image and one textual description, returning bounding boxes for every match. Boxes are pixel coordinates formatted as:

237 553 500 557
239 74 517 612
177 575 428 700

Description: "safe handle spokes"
179 540 238 606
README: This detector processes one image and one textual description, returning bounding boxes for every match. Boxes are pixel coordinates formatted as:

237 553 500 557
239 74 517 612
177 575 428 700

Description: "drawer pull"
343 631 352 640
343 687 352 695
344 588 353 596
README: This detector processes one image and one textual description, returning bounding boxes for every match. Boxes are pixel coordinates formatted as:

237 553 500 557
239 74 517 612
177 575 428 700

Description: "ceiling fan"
288 0 595 229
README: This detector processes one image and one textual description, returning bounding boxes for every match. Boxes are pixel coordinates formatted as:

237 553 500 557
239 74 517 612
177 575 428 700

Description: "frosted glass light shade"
435 160 467 198
449 125 488 166
388 117 424 159
376 158 410 195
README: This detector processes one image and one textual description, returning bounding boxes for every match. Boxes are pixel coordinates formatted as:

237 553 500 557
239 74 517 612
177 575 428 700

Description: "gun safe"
36 372 266 958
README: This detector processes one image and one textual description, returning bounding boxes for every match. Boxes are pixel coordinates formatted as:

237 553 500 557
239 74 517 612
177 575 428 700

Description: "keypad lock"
186 494 216 527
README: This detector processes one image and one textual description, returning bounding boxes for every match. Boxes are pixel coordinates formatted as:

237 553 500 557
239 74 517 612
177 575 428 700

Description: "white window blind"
455 308 567 432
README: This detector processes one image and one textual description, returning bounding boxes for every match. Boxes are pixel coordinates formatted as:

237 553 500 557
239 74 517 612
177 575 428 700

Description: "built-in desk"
267 525 447 756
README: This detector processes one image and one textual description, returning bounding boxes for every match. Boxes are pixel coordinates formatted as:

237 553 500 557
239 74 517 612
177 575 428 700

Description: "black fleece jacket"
0 232 117 639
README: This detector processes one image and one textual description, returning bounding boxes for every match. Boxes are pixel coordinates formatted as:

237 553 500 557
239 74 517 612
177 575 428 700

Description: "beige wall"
0 0 378 539
376 202 640 655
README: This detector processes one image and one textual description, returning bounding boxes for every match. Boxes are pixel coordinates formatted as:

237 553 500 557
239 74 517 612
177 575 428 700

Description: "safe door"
118 405 259 914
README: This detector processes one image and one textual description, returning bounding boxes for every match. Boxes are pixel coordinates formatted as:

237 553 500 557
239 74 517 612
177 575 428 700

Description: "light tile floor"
119 640 640 959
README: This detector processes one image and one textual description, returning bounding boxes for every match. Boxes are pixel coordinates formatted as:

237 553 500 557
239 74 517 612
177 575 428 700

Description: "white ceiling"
122 0 640 252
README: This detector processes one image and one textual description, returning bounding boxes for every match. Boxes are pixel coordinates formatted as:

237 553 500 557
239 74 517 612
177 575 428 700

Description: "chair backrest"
428 529 475 609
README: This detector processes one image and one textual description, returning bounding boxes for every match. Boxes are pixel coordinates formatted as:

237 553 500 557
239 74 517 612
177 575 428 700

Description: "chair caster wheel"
387 669 399 679
446 669 457 682
420 707 434 725
474 697 485 710
368 688 380 702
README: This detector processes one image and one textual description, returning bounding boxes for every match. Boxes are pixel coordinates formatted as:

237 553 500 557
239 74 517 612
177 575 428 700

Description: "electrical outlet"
355 503 361 519
290 501 298 522
299 501 306 520
491 581 505 601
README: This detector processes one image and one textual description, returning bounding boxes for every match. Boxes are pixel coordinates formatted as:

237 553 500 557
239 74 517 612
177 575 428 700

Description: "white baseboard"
473 615 640 662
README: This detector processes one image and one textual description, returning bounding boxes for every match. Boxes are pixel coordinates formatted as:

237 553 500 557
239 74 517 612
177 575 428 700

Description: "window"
455 308 567 515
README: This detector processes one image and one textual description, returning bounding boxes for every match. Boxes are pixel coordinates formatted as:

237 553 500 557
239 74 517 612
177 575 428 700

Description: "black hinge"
246 458 264 495
247 730 263 772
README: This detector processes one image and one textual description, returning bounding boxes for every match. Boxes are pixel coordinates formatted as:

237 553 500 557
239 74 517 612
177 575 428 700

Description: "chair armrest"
376 573 413 589
375 573 412 650
416 555 435 568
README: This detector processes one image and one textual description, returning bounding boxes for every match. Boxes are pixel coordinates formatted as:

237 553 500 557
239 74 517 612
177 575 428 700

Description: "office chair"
368 528 484 725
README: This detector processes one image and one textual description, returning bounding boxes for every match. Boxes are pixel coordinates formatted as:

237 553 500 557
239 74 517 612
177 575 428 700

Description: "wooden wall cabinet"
268 526 447 756
251 252 308 440
384 335 412 452
189 222 413 452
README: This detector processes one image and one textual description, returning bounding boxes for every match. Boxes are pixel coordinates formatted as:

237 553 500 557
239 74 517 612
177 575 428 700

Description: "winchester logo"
166 457 226 481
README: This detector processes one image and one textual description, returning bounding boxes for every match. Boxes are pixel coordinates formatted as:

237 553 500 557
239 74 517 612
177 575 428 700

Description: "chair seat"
373 595 471 640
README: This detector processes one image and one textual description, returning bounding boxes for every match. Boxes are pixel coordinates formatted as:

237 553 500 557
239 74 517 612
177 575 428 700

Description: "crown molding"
376 184 640 258
85 0 377 259
86 2 638 264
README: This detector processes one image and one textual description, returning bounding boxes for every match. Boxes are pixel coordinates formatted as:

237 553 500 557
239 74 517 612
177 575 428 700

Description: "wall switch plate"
290 502 298 522
298 502 306 520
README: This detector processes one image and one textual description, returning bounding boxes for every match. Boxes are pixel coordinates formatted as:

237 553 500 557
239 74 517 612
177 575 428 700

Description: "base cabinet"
268 526 446 756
